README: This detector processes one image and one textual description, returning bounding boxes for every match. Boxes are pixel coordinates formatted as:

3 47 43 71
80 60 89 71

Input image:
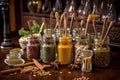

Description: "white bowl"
19 36 28 50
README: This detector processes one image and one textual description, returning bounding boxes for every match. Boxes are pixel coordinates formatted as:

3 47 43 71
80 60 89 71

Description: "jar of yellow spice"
58 36 73 65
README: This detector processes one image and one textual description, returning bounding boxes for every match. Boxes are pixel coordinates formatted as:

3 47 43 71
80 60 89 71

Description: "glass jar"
27 0 42 13
81 50 93 72
40 36 55 63
54 29 64 54
100 0 115 21
74 36 89 64
64 0 70 12
91 3 100 20
5 52 25 66
77 0 86 19
81 0 91 20
92 38 110 68
66 0 77 18
27 35 40 61
41 0 51 14
58 36 73 65
52 0 63 14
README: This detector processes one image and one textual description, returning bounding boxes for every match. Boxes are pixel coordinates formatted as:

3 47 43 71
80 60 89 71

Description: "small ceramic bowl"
19 36 28 50
4 51 25 66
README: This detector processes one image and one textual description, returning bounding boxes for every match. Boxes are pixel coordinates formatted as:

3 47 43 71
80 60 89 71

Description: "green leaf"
18 27 30 37
39 22 44 34
31 20 40 34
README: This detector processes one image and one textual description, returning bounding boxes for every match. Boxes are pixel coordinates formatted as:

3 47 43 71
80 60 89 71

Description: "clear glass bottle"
27 0 42 13
92 38 110 68
52 0 63 14
91 3 100 20
64 0 70 12
58 36 73 65
107 2 116 21
41 29 56 63
41 0 51 14
27 35 40 61
67 0 77 18
81 50 93 72
100 0 115 21
81 0 91 20
77 0 86 19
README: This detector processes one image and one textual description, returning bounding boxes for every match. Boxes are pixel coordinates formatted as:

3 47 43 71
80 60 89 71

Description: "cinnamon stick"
32 59 44 70
73 13 80 36
13 62 34 68
80 20 85 29
27 20 33 36
85 15 92 36
0 68 21 74
101 16 109 40
54 12 60 31
70 12 75 31
50 12 54 36
64 12 68 36
102 21 114 43
59 13 65 29
32 59 51 70
92 19 98 38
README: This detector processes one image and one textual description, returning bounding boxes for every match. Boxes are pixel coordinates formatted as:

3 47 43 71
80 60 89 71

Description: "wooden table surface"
0 33 120 80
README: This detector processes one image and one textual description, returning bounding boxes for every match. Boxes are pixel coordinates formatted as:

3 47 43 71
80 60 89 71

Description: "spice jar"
27 35 40 61
53 28 65 58
81 50 93 72
74 35 89 64
58 36 73 65
92 38 110 68
41 36 55 63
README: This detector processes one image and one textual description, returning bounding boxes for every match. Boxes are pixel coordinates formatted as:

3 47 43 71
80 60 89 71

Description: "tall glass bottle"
107 2 116 21
41 0 51 14
100 0 115 21
64 0 70 12
91 2 100 20
67 0 77 18
77 0 86 19
81 0 91 20
52 0 63 14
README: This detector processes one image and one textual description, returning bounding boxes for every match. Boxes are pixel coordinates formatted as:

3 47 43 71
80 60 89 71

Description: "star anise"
50 61 61 69
68 63 80 70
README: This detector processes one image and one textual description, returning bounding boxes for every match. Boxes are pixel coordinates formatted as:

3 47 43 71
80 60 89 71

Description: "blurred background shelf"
2 0 119 47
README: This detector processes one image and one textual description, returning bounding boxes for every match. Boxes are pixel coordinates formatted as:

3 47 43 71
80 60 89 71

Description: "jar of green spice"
40 29 56 63
92 38 110 68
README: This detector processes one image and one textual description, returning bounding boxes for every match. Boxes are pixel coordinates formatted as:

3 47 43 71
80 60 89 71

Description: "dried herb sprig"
50 61 61 70
68 62 80 70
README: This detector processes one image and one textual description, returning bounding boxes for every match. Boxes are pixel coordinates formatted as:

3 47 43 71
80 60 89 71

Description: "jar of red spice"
27 35 40 61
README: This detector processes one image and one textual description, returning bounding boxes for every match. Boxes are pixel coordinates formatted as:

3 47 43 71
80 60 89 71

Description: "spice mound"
20 66 51 76
4 58 25 66
73 76 89 80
